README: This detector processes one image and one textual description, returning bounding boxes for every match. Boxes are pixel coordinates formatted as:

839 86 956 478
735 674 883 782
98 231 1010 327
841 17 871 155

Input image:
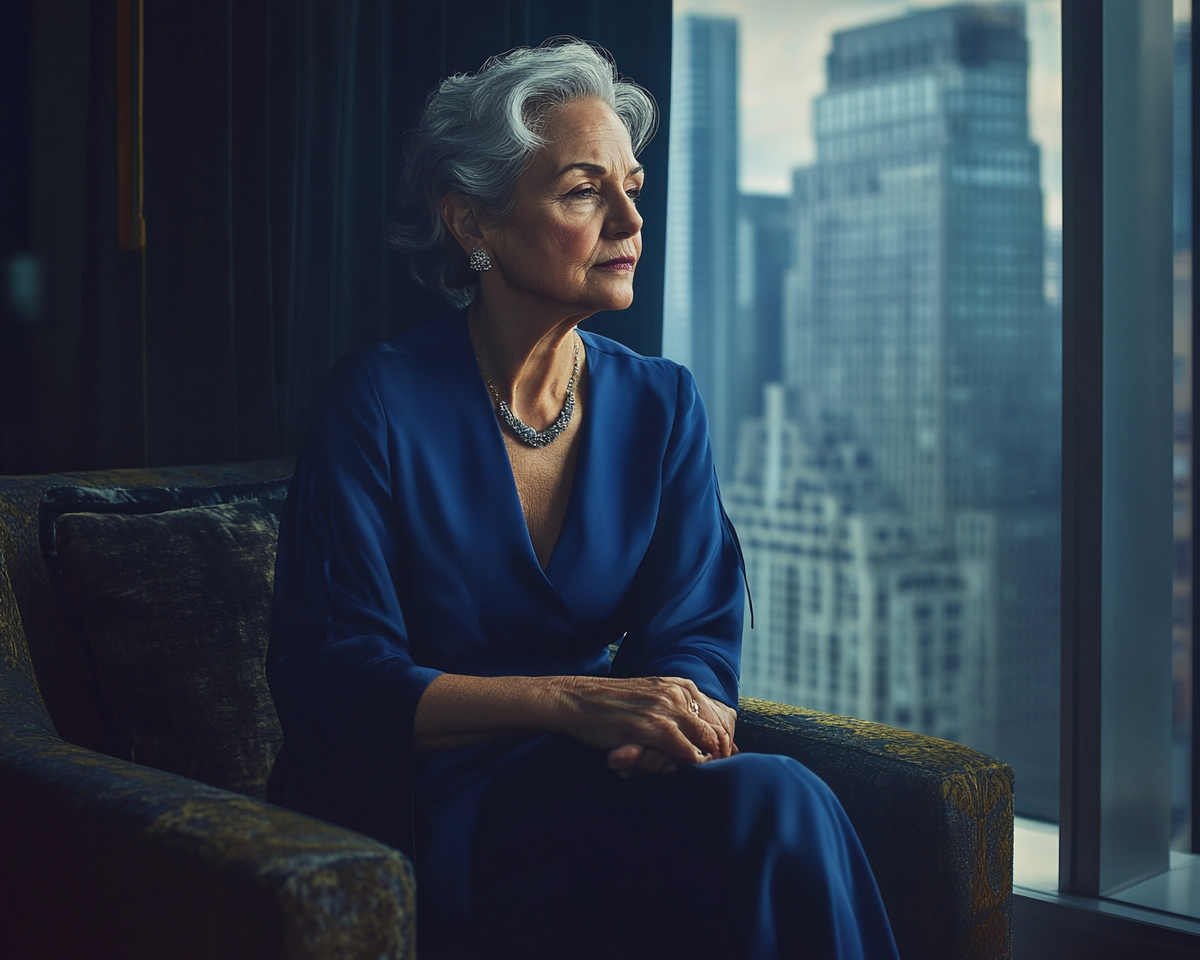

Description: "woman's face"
482 97 644 318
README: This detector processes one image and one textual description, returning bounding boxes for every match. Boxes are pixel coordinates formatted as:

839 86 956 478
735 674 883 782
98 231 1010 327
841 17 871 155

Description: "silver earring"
468 247 492 272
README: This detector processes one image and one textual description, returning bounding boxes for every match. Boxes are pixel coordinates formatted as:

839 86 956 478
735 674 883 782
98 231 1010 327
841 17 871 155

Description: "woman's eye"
569 187 598 199
627 188 643 204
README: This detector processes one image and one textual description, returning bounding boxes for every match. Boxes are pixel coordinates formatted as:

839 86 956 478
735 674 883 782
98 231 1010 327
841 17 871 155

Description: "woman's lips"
595 257 636 271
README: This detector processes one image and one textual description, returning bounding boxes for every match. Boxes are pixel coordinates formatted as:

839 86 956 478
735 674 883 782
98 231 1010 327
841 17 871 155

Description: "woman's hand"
606 693 738 777
555 676 737 777
413 673 737 774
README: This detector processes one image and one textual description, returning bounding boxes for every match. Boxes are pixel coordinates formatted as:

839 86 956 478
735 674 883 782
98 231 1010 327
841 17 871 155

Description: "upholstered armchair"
0 459 1012 959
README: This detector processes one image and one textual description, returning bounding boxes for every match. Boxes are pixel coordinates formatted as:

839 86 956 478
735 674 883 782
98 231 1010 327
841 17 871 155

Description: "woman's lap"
423 736 898 960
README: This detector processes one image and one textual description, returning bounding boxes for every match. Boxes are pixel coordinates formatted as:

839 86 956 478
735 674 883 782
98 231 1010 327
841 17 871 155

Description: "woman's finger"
667 680 734 759
687 686 737 759
635 679 730 762
607 742 644 770
609 745 680 777
557 676 728 765
698 693 738 758
608 742 643 778
635 747 678 775
645 710 718 765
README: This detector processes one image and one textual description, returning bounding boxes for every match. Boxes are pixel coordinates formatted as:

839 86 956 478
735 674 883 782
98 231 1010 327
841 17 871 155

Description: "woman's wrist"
413 673 580 750
545 674 592 732
509 674 576 733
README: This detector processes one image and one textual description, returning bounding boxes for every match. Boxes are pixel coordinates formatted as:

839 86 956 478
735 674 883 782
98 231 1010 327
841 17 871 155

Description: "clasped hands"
413 672 737 775
558 675 738 778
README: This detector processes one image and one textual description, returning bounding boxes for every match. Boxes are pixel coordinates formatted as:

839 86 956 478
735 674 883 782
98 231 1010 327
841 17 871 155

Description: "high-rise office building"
662 15 743 478
789 3 1054 531
784 4 1059 815
1045 224 1062 363
727 384 996 747
737 194 792 406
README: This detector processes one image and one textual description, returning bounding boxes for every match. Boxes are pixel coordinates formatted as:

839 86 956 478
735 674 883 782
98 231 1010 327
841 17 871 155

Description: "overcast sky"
668 0 1097 227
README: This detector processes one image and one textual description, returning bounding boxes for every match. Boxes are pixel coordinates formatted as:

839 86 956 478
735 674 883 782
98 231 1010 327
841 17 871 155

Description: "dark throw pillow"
41 482 288 800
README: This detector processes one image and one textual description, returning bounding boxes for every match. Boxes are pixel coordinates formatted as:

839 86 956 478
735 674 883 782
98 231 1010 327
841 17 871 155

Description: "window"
1056 0 1194 916
666 0 1199 941
667 0 1060 812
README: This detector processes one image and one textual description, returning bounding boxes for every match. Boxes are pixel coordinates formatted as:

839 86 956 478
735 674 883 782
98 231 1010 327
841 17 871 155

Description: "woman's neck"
468 300 584 429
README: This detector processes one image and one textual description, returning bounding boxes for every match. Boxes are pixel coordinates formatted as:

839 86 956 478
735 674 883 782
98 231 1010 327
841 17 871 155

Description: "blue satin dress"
268 314 900 960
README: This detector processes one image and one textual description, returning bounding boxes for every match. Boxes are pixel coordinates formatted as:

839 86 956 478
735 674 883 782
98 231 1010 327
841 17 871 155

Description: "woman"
268 38 899 960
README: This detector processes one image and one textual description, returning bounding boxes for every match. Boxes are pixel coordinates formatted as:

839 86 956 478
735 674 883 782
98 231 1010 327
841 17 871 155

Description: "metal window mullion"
1191 4 1200 859
1060 0 1106 897
1061 0 1175 898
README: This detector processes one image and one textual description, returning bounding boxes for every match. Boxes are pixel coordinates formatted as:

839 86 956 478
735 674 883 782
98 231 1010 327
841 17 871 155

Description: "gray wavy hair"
390 37 659 309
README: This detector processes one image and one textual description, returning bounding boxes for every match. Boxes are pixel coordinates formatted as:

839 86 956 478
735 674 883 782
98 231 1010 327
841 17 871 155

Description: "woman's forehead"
536 99 637 172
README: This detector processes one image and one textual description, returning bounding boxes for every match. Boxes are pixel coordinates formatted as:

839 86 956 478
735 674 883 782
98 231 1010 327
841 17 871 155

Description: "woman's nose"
608 193 643 240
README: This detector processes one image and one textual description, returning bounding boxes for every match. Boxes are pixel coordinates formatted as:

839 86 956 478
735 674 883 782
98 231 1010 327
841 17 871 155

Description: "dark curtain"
0 0 672 473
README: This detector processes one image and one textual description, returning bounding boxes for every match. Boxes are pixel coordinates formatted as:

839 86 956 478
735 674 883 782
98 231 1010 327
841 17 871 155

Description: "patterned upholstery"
0 461 415 960
0 459 1012 959
737 700 1013 959
49 494 286 798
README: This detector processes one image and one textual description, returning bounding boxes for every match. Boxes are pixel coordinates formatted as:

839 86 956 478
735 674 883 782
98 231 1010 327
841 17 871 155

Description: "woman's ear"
441 193 485 255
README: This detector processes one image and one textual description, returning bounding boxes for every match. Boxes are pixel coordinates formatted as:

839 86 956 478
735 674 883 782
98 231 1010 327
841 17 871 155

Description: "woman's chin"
585 280 636 313
606 291 635 312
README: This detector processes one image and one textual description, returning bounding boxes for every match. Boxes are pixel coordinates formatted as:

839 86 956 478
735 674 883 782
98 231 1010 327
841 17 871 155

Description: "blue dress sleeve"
610 365 744 710
268 352 441 852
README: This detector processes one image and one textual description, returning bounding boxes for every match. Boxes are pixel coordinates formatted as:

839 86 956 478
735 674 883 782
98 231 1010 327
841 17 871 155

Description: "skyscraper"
784 4 1060 816
727 383 996 747
737 194 792 399
662 15 743 478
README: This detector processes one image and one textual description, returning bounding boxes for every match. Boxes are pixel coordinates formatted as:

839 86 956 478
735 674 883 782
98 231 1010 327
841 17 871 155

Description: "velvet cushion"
41 482 288 799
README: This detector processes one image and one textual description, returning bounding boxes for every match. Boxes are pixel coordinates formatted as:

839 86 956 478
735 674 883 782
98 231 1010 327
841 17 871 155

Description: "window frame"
1060 0 1177 898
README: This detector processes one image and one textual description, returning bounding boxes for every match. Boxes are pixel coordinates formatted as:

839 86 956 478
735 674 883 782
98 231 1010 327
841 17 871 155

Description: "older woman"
268 39 899 960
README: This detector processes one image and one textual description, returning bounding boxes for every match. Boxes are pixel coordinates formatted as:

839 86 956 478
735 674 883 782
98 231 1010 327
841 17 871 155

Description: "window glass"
665 0 1063 821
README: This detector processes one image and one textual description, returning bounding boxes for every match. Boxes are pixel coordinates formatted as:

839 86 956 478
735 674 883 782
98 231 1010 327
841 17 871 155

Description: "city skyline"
666 0 1192 834
782 5 1060 809
672 0 1062 227
665 2 1062 819
726 383 998 748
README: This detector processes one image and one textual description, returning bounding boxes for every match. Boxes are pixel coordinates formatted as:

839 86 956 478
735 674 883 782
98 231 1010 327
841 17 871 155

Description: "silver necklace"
476 338 580 448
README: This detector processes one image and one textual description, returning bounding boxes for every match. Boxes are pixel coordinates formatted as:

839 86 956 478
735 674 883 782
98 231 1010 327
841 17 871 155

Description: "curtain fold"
1 0 671 472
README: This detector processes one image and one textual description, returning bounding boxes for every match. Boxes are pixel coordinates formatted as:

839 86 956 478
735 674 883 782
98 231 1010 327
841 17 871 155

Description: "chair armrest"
737 697 1013 960
0 696 415 960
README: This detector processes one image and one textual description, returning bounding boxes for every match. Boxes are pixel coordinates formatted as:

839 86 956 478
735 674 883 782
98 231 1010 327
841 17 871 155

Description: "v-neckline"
463 318 595 586
504 432 583 573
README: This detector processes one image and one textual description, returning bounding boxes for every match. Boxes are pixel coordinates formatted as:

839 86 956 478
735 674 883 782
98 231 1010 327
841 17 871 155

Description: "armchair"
0 459 1011 959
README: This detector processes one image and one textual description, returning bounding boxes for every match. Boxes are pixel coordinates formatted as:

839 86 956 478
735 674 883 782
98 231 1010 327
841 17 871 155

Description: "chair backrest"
0 459 294 767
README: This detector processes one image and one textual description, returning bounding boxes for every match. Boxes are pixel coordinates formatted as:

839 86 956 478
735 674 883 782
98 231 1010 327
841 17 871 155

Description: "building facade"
782 4 1059 815
662 15 743 478
727 384 996 747
737 194 791 407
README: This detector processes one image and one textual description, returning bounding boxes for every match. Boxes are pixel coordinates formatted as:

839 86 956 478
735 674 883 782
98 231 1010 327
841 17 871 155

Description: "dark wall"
0 0 672 474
